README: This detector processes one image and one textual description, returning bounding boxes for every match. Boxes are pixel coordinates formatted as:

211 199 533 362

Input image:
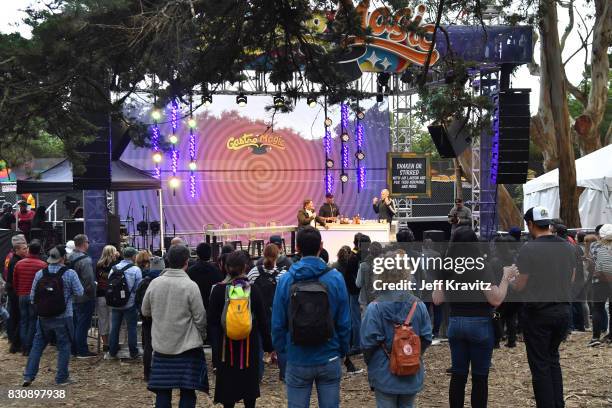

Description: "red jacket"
13 255 47 296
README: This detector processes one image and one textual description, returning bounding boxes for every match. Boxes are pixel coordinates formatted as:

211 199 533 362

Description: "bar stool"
221 223 243 250
268 221 287 253
205 223 224 258
246 221 265 257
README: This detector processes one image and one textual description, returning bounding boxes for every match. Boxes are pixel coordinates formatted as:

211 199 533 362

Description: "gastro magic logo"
226 132 286 155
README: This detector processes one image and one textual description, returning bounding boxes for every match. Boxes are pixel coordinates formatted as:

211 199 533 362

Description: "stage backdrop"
119 95 390 234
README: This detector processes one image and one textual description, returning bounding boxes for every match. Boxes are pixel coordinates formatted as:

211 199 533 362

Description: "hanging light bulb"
188 118 197 129
188 161 197 171
236 93 247 107
168 176 180 189
203 94 213 106
151 109 162 121
169 135 178 144
152 151 163 163
324 117 332 127
307 95 317 108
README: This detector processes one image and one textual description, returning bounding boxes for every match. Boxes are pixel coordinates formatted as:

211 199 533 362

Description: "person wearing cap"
318 193 341 223
587 224 612 346
512 206 576 407
23 245 83 386
255 236 293 270
107 246 142 360
372 189 396 225
0 202 16 230
15 200 35 237
447 198 472 234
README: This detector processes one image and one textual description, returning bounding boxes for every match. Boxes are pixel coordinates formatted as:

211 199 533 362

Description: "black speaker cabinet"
63 220 84 243
107 213 121 246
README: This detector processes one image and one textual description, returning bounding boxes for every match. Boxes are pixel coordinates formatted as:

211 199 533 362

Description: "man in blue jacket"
272 226 351 408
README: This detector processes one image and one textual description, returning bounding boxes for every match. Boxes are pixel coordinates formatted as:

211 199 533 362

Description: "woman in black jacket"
208 251 273 408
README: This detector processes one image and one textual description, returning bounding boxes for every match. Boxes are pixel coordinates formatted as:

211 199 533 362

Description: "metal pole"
159 188 165 254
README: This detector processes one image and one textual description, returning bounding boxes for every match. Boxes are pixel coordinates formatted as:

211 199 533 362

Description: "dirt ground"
0 331 610 407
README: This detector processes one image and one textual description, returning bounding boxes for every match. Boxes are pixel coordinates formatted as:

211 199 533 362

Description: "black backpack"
105 263 133 308
253 265 280 313
289 267 334 346
34 267 68 317
135 275 153 316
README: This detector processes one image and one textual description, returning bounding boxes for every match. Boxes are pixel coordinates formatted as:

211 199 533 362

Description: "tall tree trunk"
456 149 523 230
453 158 462 200
540 0 580 227
573 0 610 154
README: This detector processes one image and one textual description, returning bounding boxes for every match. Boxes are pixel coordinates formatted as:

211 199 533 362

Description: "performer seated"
318 193 341 223
372 188 396 224
297 199 328 229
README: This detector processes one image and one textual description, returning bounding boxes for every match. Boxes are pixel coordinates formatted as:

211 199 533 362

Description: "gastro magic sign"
227 133 286 155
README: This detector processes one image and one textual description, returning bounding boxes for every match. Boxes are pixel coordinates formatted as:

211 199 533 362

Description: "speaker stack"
427 117 472 159
491 89 530 184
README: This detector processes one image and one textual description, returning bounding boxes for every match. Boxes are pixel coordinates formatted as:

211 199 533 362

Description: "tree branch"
559 0 574 52
565 75 588 108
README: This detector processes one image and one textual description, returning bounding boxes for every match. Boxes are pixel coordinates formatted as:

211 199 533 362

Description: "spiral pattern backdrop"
119 96 390 233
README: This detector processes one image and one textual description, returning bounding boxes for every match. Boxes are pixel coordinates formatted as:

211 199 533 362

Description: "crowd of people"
1 205 611 408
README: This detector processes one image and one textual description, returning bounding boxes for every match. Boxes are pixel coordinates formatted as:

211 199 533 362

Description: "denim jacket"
360 291 432 395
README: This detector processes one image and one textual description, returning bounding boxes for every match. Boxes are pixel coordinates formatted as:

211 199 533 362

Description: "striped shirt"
247 265 287 285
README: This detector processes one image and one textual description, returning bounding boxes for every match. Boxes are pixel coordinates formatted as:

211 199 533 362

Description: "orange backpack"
382 301 421 376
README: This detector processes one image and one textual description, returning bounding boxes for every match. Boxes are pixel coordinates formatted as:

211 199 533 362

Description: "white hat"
65 240 75 255
599 224 612 239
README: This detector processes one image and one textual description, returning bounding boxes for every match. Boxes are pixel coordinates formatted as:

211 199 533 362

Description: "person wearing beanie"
107 246 142 360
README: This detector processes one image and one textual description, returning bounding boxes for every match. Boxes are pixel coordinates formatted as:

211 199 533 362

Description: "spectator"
30 206 46 229
360 250 433 408
107 247 142 360
148 256 165 279
69 234 97 358
508 227 522 242
433 227 516 408
65 240 75 256
447 198 472 235
163 237 195 268
187 243 224 312
208 250 273 408
356 241 384 308
255 236 292 270
247 243 287 285
0 202 16 230
23 246 84 386
135 250 151 275
588 224 612 346
142 244 208 408
513 207 576 407
13 240 47 354
95 245 120 351
272 226 351 408
333 245 363 374
5 235 28 353
15 201 35 237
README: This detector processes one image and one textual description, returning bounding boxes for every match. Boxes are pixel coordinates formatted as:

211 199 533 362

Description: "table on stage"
317 222 391 262
205 225 298 257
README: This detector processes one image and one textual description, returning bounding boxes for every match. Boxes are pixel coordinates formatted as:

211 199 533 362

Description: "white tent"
523 144 612 228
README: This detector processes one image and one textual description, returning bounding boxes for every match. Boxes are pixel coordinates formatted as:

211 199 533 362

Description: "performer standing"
448 198 472 234
318 193 341 223
372 189 396 224
297 199 328 229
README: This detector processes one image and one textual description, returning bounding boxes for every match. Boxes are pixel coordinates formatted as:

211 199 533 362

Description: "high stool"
221 223 243 250
205 223 224 259
246 221 265 257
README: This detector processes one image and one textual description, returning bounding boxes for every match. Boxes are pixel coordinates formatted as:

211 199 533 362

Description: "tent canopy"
523 144 612 228
17 159 161 193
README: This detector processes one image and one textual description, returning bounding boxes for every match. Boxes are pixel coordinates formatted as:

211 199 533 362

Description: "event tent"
523 144 612 228
16 159 161 193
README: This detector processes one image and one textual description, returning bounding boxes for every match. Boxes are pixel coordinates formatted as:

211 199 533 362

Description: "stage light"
376 94 384 103
151 109 162 121
340 173 349 183
168 176 180 189
188 118 197 129
324 117 332 127
236 93 247 107
152 152 163 163
357 110 365 120
307 96 317 108
356 151 366 160
203 94 213 106
400 70 415 85
273 93 285 107
341 132 350 142
326 159 334 169
169 135 178 144
189 161 197 171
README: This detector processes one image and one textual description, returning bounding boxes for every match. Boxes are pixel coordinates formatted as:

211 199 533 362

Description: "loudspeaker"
493 89 530 184
63 220 84 242
427 117 472 158
107 213 121 246
73 111 111 191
